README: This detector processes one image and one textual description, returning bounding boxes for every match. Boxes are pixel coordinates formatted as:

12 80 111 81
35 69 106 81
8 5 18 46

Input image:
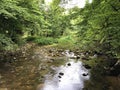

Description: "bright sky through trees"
45 0 92 8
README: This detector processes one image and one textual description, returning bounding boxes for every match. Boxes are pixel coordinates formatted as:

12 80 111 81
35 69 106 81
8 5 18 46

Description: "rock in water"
42 60 90 90
59 72 64 76
82 73 88 76
58 76 62 78
67 63 71 66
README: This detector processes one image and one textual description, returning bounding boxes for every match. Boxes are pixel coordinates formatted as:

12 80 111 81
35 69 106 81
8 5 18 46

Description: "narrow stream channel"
42 51 90 90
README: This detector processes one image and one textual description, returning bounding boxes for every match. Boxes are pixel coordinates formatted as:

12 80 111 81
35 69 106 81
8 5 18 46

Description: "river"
41 50 90 90
42 60 90 90
0 46 119 90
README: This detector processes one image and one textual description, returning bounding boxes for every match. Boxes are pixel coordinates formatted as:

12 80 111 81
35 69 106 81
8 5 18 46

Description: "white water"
42 51 90 90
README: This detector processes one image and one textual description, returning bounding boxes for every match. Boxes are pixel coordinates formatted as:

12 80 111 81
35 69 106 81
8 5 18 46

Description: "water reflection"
42 60 90 90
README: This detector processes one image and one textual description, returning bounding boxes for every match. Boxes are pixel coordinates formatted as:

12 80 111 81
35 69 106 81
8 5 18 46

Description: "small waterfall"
41 51 90 90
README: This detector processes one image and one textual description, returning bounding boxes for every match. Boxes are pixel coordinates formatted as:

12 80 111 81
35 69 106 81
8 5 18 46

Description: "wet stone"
76 55 80 59
67 63 71 66
58 76 62 78
81 57 89 60
59 72 64 76
82 73 88 76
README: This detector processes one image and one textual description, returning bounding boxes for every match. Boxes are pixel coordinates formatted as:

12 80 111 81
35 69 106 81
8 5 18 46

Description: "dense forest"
0 0 120 90
0 0 120 55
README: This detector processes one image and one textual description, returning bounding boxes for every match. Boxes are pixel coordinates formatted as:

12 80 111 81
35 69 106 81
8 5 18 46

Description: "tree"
76 0 120 56
0 0 43 49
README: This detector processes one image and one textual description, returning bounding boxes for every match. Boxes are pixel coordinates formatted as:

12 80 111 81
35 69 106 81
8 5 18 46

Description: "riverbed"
0 45 120 90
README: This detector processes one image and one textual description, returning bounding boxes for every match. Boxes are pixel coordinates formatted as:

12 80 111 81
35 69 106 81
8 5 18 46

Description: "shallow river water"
0 48 90 90
42 60 90 90
0 47 119 90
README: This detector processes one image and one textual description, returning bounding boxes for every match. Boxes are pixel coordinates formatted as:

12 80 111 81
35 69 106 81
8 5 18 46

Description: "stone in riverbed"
82 73 88 76
49 49 53 53
76 55 80 59
67 63 71 66
59 72 64 76
58 76 62 78
81 57 89 60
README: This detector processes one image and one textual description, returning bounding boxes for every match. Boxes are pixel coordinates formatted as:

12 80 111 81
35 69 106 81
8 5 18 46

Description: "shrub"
26 36 36 42
35 37 58 45
0 34 17 50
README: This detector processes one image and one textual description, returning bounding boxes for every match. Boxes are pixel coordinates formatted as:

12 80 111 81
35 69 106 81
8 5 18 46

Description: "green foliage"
75 0 120 56
74 1 120 89
0 0 72 50
26 36 36 42
34 37 58 45
57 30 78 50
40 0 71 37
0 34 17 50
0 0 119 57
26 36 58 45
83 57 110 90
0 0 44 50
